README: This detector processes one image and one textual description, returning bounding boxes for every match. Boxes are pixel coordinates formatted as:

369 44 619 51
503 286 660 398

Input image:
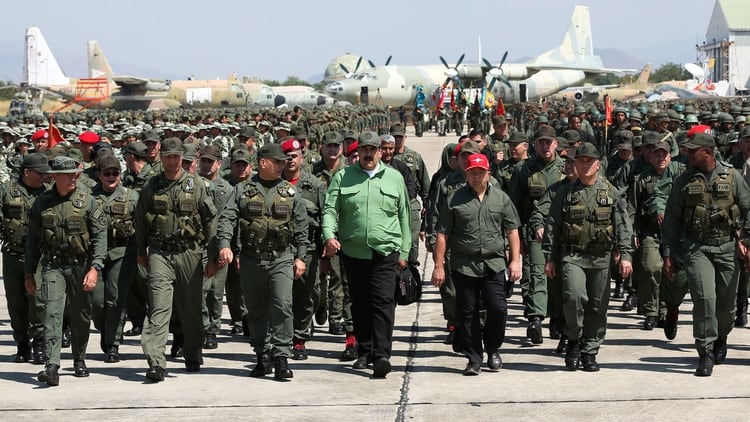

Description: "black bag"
396 265 422 306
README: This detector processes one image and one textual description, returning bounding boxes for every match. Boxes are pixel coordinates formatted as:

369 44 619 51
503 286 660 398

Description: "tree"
650 62 691 83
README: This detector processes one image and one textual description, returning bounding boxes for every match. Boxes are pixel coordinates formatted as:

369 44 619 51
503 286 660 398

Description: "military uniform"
0 154 48 364
25 156 108 385
543 145 633 370
90 173 139 362
217 168 309 377
662 133 750 376
134 140 218 379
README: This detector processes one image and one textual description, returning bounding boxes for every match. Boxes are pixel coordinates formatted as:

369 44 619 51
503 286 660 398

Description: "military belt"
150 240 198 253
47 254 84 265
689 235 732 247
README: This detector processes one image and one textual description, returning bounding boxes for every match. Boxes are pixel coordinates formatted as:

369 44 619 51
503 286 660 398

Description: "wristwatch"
92 263 103 272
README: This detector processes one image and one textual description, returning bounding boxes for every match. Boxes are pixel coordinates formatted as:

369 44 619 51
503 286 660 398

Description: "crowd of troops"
3 97 750 385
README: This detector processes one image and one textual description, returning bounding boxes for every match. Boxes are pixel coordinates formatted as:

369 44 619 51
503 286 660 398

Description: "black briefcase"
396 265 422 306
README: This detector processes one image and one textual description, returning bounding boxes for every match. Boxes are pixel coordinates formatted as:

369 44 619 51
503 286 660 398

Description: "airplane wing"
112 76 150 86
526 65 637 76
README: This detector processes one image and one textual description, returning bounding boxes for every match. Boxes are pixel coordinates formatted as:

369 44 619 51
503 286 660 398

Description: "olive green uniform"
509 154 566 322
25 185 108 367
543 177 633 356
217 175 309 359
134 170 217 370
202 176 232 337
662 163 750 357
91 183 139 351
0 179 47 358
393 146 430 267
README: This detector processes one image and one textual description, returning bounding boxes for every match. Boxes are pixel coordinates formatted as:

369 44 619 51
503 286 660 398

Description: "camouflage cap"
230 148 252 164
389 123 406 136
22 152 50 173
65 148 84 163
574 142 600 160
124 141 148 158
182 143 198 161
616 142 633 151
97 154 121 171
199 144 221 161
455 140 481 156
322 131 343 145
652 141 670 152
492 115 507 126
258 143 289 161
142 130 161 143
238 126 257 139
507 132 529 144
341 129 357 141
683 133 715 150
161 137 183 155
535 125 557 142
613 130 634 143
561 129 581 143
291 126 307 140
357 130 380 148
641 131 661 146
48 156 82 174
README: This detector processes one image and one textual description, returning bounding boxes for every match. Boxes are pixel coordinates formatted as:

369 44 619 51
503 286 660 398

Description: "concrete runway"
2 127 750 421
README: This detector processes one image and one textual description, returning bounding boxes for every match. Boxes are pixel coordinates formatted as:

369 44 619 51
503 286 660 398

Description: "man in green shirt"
321 130 411 379
431 153 522 376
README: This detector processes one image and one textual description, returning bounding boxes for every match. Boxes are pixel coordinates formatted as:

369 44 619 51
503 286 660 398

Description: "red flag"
435 87 446 114
48 117 64 149
495 97 505 116
450 89 455 111
604 95 613 127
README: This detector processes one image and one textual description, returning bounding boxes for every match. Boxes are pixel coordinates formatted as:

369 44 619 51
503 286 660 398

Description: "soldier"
413 106 425 137
431 152 522 375
134 137 218 382
214 143 309 380
543 143 633 371
197 145 233 350
25 156 108 386
509 125 565 344
489 115 512 166
662 133 750 377
90 154 139 363
280 139 325 360
390 123 430 268
492 132 529 193
1 153 50 364
141 130 163 181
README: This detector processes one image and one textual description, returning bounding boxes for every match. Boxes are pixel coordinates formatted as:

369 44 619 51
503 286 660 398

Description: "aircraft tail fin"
87 41 115 79
24 27 70 86
525 5 604 70
634 64 651 88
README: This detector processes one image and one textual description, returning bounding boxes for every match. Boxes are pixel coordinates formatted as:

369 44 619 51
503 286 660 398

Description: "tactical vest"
147 175 204 250
238 181 295 259
681 167 740 245
96 188 136 248
40 190 91 259
635 173 660 235
1 183 30 253
561 181 616 254
523 163 564 213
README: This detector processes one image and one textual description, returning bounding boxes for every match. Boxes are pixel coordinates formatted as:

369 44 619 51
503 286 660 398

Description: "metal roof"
718 0 750 31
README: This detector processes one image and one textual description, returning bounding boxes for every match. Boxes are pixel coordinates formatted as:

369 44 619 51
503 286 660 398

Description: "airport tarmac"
2 127 750 421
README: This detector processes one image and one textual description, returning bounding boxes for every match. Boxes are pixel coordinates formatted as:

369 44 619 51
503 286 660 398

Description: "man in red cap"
280 138 326 360
31 129 50 153
77 131 100 165
431 152 522 376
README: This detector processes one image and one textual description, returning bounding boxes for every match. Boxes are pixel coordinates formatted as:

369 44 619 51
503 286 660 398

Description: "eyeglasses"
101 170 120 177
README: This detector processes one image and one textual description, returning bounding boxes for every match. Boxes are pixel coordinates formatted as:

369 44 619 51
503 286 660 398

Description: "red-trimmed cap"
346 141 358 157
280 138 301 153
31 129 49 141
686 124 712 139
465 153 489 171
78 131 100 144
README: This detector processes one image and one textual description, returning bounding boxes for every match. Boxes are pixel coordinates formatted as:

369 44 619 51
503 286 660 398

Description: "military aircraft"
553 64 652 102
324 6 627 108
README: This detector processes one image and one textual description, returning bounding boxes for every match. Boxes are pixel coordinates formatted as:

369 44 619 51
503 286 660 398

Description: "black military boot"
31 339 45 365
713 336 728 365
564 341 580 371
38 364 60 386
735 301 748 327
580 353 600 372
548 317 561 340
555 336 569 354
73 360 90 377
14 342 32 363
62 327 71 348
663 308 679 340
104 346 120 363
695 354 714 377
527 318 543 344
274 356 293 380
170 334 184 359
612 280 624 299
249 353 272 378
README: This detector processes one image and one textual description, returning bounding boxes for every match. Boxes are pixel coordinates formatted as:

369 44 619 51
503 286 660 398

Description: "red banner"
604 95 613 127
496 97 505 116
48 118 64 149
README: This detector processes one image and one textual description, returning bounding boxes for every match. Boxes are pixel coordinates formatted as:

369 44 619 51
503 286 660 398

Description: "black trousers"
453 269 508 364
341 251 398 362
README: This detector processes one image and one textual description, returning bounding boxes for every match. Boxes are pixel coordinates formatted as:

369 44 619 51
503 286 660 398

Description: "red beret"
346 141 358 157
280 138 301 153
686 124 712 139
31 129 49 141
78 131 100 144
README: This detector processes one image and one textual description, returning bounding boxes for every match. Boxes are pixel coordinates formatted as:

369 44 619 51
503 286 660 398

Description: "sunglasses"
101 170 120 177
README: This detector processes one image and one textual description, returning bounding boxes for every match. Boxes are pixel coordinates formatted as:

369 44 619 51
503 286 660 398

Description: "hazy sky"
1 0 717 82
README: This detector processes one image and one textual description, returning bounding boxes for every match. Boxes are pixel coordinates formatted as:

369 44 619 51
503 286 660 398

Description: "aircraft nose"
325 82 343 96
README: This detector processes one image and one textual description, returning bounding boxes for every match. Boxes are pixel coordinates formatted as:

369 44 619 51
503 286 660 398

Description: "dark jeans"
453 269 508 364
341 251 398 363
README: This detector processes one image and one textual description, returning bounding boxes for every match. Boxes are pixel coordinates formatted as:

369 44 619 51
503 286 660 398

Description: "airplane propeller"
368 55 392 68
339 56 364 78
440 54 465 86
483 50 512 90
